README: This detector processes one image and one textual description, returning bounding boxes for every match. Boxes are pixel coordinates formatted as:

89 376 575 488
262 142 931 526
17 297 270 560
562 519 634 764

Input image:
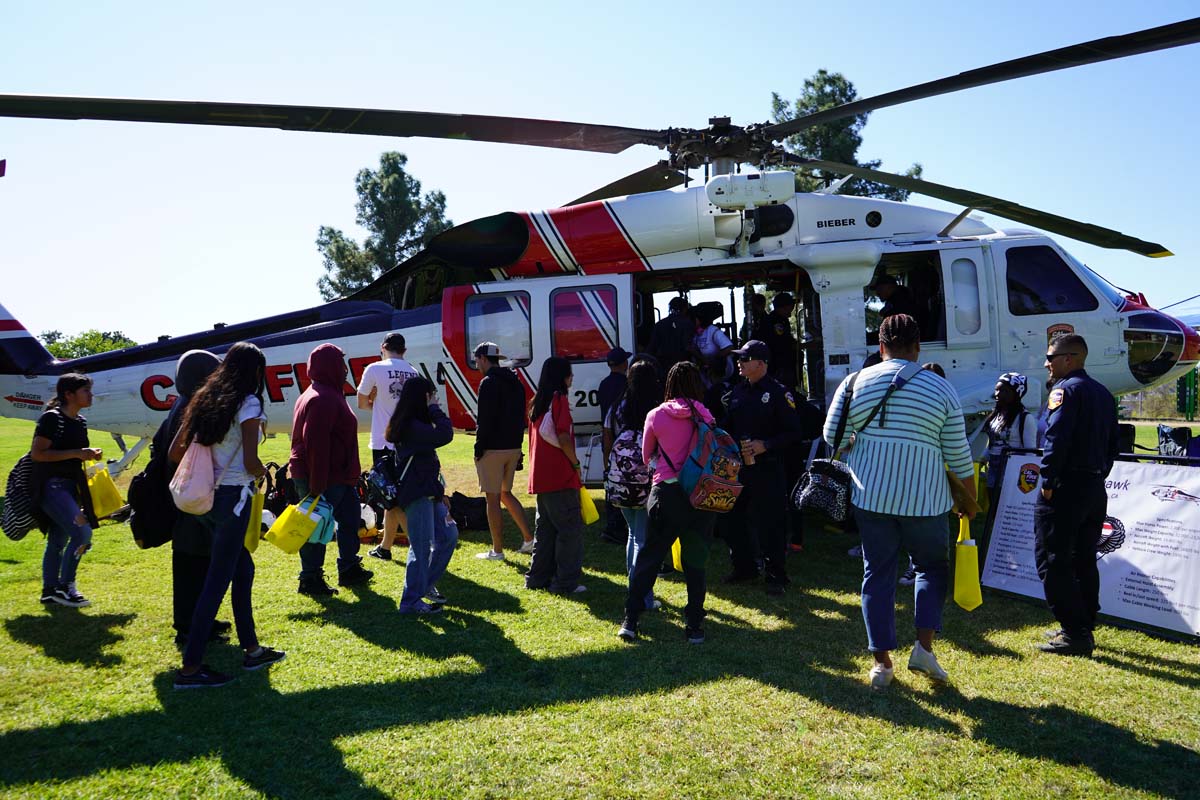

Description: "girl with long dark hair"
605 361 663 611
30 373 102 607
524 356 587 594
169 342 284 688
619 362 718 644
386 376 458 614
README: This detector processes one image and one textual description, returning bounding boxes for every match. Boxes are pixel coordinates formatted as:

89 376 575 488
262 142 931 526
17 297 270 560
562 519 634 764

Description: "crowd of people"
23 294 1117 692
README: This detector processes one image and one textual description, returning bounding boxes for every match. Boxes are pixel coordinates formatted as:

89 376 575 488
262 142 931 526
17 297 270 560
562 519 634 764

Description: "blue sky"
1 1 1197 342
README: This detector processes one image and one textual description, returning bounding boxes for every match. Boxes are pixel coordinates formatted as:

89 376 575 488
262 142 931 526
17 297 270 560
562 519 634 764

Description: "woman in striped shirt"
823 314 974 691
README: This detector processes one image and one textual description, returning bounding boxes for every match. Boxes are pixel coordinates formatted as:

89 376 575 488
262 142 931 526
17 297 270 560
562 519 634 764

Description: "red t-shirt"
528 392 581 494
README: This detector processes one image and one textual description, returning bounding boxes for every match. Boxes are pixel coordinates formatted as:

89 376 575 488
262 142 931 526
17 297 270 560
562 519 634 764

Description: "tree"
39 329 136 359
772 70 923 201
316 152 452 300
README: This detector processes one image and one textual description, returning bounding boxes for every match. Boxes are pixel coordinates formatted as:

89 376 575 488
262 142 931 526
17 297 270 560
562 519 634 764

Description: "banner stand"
981 449 1200 643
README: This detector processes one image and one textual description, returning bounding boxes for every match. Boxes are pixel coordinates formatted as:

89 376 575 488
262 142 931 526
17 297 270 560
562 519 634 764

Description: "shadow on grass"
4 611 135 667
1 535 1197 798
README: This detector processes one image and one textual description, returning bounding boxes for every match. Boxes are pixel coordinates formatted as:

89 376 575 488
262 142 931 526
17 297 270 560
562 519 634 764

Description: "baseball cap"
732 340 771 361
473 342 504 359
606 346 632 365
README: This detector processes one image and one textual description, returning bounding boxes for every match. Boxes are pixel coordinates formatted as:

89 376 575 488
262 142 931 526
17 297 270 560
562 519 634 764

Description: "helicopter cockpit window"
1006 245 1099 316
552 285 620 362
465 291 532 368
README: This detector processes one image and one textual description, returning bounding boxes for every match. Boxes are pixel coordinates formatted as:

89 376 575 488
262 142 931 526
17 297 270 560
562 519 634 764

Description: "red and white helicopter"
1 18 1199 479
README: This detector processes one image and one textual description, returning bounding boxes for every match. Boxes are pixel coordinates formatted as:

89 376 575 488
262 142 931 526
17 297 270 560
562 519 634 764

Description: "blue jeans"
856 508 949 652
40 477 93 592
399 497 459 610
184 484 258 667
294 480 363 579
621 507 655 610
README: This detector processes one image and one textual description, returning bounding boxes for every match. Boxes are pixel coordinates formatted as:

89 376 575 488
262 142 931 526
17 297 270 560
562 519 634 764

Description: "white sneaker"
475 550 505 561
869 663 894 690
517 539 536 555
907 642 949 682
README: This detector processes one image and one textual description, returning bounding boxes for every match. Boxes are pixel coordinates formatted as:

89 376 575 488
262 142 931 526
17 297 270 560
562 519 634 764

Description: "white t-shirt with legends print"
358 357 420 449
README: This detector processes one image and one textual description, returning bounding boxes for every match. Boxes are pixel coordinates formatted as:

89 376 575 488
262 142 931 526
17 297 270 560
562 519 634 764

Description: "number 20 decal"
574 389 600 408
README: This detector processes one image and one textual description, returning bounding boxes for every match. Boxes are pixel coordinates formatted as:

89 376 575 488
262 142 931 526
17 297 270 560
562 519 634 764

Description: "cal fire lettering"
816 218 856 228
348 356 377 393
140 375 177 411
265 364 295 403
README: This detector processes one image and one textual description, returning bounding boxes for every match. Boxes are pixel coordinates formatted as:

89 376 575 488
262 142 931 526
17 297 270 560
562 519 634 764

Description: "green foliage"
317 152 452 301
772 70 923 201
38 329 136 359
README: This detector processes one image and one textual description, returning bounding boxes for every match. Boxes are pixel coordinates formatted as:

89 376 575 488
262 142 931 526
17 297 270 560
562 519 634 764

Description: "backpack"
661 400 743 513
605 427 651 508
449 491 489 530
262 462 296 516
127 457 177 549
2 454 38 541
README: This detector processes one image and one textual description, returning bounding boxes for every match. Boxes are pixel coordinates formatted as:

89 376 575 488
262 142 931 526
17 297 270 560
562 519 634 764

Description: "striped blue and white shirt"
823 359 974 517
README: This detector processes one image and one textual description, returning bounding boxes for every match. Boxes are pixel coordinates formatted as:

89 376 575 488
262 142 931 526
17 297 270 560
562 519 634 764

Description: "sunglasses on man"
1045 352 1079 362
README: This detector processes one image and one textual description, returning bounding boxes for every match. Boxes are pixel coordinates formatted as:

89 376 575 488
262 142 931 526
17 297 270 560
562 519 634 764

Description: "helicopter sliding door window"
1005 245 1099 316
551 285 619 362
940 248 991 350
465 291 533 368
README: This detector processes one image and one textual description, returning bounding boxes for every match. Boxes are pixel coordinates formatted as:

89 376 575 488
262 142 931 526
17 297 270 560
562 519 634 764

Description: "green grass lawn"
0 417 1197 799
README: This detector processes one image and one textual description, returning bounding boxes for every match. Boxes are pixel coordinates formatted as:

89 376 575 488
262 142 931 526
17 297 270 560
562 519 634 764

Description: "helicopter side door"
441 274 634 481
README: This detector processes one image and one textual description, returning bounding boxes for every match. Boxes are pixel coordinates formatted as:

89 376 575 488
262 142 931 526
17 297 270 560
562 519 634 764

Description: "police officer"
720 340 805 594
1035 333 1118 656
752 293 798 389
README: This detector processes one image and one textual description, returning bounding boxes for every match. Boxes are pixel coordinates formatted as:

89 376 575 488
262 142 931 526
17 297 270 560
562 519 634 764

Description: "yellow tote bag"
671 537 683 572
243 486 265 554
264 495 323 554
87 465 124 519
579 487 600 525
953 516 983 611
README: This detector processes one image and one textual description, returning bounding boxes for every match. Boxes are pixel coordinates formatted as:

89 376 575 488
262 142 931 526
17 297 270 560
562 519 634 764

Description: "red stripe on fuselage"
0 320 26 332
507 214 570 277
549 202 646 274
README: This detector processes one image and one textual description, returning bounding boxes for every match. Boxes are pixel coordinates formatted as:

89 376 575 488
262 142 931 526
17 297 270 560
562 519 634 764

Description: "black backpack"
127 456 177 549
262 462 297 516
449 491 489 530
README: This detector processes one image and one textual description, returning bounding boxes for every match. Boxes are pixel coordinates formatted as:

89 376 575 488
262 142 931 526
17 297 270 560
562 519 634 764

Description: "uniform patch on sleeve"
761 392 771 404
1047 388 1065 410
785 391 796 409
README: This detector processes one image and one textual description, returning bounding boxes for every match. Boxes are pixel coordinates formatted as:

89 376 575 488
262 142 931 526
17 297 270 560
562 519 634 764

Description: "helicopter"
1 17 1198 481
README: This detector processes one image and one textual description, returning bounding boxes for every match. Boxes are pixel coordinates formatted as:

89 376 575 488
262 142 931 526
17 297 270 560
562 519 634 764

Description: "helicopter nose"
1123 309 1199 386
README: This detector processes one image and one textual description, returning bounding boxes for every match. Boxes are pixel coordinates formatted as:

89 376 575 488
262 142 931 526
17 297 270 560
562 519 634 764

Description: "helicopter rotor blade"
784 155 1172 258
564 162 689 206
765 17 1200 139
0 94 669 154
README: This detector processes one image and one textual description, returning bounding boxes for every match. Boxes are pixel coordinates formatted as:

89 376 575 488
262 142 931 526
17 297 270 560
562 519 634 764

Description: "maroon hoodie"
289 343 361 494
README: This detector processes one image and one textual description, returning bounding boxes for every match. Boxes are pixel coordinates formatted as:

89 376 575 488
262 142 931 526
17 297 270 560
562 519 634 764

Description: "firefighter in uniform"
1035 333 1118 656
720 340 805 594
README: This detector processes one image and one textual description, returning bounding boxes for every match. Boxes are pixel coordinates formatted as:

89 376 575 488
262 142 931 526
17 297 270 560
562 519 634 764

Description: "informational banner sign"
982 456 1200 637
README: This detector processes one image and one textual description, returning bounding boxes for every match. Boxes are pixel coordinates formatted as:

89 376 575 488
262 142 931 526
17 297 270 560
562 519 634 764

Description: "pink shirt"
642 399 714 484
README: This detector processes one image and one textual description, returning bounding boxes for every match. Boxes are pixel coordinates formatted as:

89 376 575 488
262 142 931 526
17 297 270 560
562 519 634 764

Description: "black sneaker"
1037 633 1093 657
685 625 705 645
338 565 374 587
51 585 91 608
367 545 392 561
173 665 234 690
617 617 639 642
425 586 447 605
40 590 56 605
243 646 287 671
298 577 338 596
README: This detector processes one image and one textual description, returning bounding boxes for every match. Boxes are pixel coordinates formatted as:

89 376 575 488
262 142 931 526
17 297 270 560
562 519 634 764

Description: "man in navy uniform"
720 340 806 594
752 293 798 389
1035 333 1119 656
